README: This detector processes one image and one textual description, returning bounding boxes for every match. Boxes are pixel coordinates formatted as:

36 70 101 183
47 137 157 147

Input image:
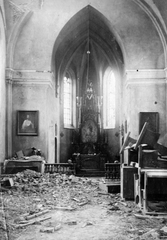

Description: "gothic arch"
51 5 125 162
51 5 125 93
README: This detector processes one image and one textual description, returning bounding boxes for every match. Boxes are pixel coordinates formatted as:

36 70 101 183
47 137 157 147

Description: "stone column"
164 68 167 132
6 69 13 158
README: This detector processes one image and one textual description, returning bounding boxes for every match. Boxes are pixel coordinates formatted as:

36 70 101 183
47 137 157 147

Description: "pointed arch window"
63 72 76 128
103 70 116 129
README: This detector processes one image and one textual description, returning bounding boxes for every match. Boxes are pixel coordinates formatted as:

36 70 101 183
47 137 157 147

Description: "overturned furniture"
120 120 161 201
121 165 138 200
4 156 45 174
135 145 167 214
139 169 167 214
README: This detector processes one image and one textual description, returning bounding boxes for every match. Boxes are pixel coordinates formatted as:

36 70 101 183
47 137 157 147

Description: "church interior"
0 0 166 165
0 0 166 167
1 0 167 238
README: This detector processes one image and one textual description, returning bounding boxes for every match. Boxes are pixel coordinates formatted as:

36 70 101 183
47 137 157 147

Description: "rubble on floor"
0 169 167 240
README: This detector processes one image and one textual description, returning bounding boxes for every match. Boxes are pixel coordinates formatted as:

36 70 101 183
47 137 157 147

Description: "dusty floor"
0 170 167 240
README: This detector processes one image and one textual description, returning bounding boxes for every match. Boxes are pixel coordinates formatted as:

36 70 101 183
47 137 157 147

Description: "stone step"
99 181 120 193
76 169 105 177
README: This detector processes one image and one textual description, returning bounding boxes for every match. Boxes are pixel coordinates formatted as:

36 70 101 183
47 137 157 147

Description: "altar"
72 81 107 176
80 154 100 169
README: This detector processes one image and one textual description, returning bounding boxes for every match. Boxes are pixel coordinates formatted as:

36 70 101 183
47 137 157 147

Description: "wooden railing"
44 163 76 175
105 163 120 180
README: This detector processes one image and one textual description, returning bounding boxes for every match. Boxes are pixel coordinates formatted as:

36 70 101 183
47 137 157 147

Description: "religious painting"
81 119 98 143
17 111 39 136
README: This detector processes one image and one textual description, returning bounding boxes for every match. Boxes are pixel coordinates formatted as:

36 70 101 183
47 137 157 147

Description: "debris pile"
0 169 136 215
1 169 100 195
0 170 167 239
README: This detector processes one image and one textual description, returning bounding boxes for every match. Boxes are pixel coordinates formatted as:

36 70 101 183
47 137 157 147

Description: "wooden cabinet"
123 148 138 165
121 165 138 200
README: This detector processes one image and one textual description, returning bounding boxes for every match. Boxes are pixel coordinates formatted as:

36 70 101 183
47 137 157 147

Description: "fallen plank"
118 201 128 207
53 206 76 211
16 216 51 228
98 191 109 195
25 209 50 220
72 198 80 202
78 201 88 206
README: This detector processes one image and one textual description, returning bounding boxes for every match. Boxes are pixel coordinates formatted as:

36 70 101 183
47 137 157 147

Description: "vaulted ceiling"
54 5 124 93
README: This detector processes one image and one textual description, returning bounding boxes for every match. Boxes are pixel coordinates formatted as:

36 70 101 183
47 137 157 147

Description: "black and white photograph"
1 1 167 240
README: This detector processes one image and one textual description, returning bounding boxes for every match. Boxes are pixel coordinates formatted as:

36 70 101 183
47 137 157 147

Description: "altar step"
76 169 105 177
99 181 120 193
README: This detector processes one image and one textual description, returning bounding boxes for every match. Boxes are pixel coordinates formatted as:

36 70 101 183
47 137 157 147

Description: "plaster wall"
0 4 6 168
3 0 163 71
12 82 55 162
46 85 56 163
3 0 167 162
125 79 166 139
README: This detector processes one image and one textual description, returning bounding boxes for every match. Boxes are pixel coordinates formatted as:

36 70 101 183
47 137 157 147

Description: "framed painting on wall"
17 110 39 136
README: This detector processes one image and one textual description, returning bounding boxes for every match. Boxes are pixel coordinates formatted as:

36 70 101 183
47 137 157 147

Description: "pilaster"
6 68 14 158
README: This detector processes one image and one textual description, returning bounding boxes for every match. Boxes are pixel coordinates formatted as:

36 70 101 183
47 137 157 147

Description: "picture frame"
139 112 159 133
17 110 39 136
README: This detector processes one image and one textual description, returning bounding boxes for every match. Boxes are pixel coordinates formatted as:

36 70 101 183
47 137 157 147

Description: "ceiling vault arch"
52 5 125 94
133 0 167 65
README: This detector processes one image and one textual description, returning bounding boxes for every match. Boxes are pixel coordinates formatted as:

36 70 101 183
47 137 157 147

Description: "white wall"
3 0 167 161
0 1 6 170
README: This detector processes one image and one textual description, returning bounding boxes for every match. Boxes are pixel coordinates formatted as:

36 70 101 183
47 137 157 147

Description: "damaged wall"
3 0 167 162
8 0 165 70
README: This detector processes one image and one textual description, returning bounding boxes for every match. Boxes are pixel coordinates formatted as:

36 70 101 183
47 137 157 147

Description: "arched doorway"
52 5 124 163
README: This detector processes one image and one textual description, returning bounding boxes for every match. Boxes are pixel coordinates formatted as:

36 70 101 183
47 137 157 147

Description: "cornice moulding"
125 78 167 88
163 68 167 78
13 79 53 88
7 69 54 88
125 69 167 87
126 69 165 79
6 68 14 81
